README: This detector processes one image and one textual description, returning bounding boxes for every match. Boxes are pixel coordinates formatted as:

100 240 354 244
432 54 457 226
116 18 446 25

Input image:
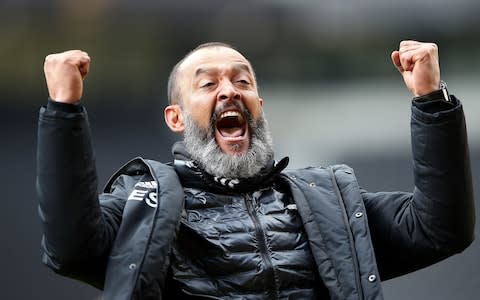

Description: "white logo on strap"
127 181 158 208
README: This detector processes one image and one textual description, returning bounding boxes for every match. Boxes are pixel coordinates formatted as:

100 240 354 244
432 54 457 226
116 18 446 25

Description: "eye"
200 82 215 88
236 79 250 85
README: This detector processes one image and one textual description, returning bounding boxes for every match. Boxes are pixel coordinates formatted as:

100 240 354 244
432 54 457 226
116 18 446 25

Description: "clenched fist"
44 50 90 104
391 40 440 97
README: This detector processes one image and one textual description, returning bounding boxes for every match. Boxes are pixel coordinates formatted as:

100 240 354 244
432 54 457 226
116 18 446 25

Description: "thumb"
79 61 90 79
391 50 404 73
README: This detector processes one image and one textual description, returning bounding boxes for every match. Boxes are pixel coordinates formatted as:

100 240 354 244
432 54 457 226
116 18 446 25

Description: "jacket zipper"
329 168 364 299
244 193 279 299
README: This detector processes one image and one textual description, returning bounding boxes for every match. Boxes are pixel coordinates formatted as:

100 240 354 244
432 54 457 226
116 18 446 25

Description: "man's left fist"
391 40 440 97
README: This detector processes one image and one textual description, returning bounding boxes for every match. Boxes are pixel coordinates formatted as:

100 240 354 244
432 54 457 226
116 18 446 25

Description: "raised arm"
363 41 475 279
37 51 122 287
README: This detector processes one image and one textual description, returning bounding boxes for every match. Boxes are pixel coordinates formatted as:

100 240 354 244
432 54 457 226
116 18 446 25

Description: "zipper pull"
244 193 257 210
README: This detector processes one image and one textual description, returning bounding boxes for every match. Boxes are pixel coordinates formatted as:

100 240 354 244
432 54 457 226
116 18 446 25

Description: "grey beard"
182 111 274 179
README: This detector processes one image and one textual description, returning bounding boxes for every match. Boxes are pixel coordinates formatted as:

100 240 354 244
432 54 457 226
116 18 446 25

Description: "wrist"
50 95 81 104
48 85 82 104
413 80 451 103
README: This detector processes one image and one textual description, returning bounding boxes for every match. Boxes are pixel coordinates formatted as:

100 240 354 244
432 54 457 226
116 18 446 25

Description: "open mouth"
215 110 247 139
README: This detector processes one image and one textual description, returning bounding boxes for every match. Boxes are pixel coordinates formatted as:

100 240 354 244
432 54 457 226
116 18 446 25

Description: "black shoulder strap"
103 157 150 192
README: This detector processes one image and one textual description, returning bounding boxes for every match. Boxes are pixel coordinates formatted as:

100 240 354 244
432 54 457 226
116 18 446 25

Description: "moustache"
210 101 252 127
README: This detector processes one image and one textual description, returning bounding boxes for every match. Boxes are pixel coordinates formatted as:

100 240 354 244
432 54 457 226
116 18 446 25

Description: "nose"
217 80 240 102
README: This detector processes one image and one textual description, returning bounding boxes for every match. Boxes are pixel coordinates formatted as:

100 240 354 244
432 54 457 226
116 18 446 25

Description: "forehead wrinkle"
194 67 216 78
194 62 253 78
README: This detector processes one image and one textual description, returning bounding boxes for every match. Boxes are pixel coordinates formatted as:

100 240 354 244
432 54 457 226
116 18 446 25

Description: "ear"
164 104 185 133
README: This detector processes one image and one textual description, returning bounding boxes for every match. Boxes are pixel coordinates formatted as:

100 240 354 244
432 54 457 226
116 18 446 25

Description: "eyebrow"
194 63 251 78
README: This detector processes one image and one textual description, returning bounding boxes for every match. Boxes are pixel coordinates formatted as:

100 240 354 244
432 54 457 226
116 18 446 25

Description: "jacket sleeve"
361 93 475 280
36 100 125 288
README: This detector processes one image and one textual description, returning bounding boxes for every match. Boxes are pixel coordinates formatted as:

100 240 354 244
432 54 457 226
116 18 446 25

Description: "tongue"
219 127 244 137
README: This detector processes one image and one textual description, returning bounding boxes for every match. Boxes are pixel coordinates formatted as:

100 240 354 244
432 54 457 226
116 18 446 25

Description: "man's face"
176 46 264 155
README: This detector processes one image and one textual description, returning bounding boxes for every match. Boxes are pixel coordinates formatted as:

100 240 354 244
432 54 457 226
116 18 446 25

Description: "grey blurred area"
1 1 479 299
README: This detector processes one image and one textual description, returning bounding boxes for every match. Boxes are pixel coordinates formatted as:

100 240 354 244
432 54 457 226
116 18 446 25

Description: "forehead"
179 46 253 78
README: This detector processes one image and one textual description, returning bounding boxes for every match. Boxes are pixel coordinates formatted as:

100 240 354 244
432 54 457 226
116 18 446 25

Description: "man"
37 41 474 299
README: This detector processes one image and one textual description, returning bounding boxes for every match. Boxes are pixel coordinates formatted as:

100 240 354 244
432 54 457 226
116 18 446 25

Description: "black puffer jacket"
166 148 325 299
36 93 474 299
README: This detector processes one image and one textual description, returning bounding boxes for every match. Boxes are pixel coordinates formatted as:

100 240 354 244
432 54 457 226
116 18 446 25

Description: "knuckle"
44 54 56 63
426 44 437 55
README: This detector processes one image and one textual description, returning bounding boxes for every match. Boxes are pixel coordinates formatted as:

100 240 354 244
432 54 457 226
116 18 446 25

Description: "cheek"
246 99 263 120
188 102 213 129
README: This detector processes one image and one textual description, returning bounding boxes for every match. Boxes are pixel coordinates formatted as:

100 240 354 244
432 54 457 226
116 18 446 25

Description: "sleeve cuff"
412 89 458 114
47 98 83 113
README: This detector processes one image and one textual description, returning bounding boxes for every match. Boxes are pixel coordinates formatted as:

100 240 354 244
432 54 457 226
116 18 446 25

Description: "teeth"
220 111 241 119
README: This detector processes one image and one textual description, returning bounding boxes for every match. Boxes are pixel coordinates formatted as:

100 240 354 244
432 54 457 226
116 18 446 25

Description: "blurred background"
1 0 479 299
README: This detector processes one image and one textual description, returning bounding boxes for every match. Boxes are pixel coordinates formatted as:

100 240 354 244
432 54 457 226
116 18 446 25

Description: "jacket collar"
172 141 289 193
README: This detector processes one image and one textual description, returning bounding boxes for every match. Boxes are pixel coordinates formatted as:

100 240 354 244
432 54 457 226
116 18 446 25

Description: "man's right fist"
44 50 90 104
